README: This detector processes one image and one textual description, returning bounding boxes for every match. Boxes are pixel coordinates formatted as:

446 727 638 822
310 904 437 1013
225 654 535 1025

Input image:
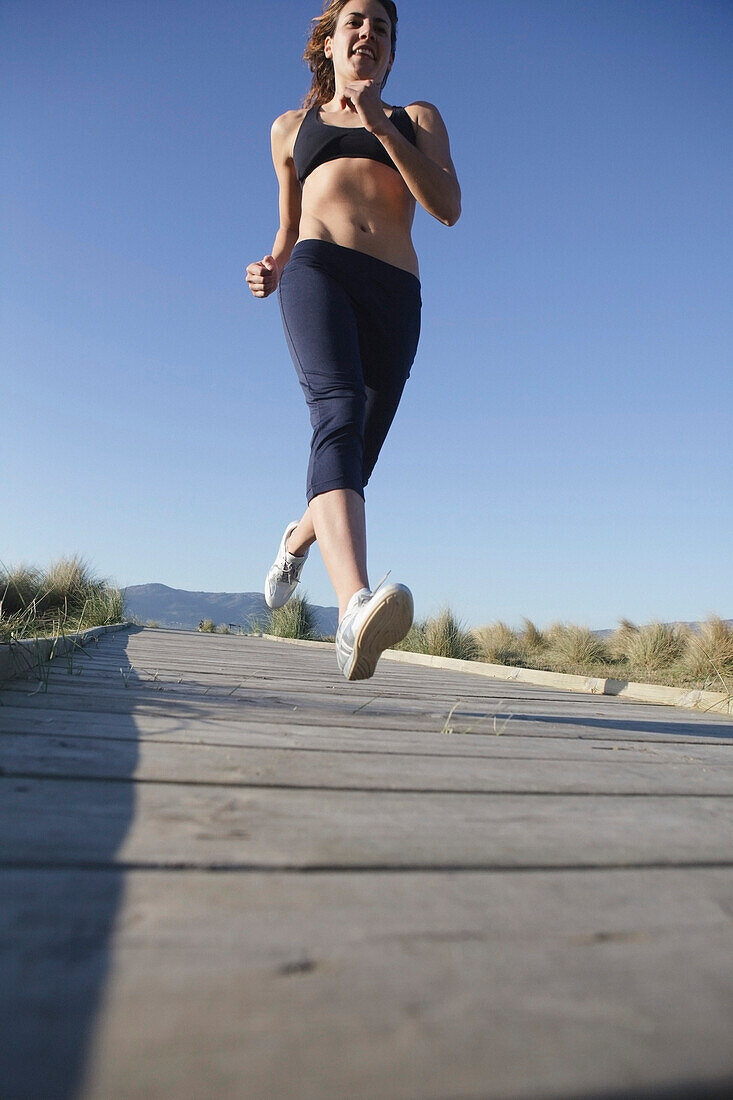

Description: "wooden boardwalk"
2 626 733 1100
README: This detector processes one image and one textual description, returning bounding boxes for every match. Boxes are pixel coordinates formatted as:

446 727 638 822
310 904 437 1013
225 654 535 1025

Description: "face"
324 1 394 86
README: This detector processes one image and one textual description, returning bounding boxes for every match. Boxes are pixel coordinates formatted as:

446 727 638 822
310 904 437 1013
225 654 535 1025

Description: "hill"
123 583 339 637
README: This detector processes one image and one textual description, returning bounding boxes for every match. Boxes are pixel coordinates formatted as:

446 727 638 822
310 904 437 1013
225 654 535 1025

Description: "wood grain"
2 627 732 1100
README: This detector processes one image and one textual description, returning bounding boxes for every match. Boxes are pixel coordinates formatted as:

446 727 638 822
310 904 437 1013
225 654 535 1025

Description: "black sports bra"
293 104 417 185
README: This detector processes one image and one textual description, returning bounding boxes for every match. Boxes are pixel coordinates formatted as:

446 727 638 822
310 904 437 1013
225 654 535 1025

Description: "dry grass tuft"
521 617 548 653
683 616 733 688
607 618 638 661
0 557 125 642
395 602 731 694
473 621 526 666
268 593 318 640
397 608 478 661
622 621 689 673
0 564 43 616
545 623 610 670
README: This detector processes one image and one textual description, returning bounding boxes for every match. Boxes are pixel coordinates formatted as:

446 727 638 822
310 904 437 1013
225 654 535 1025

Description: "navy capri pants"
278 239 421 502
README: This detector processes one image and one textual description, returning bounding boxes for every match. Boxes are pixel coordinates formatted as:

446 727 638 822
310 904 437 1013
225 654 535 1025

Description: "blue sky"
3 0 731 629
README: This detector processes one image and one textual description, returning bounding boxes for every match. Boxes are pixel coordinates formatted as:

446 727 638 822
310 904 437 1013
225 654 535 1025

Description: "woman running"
246 0 460 680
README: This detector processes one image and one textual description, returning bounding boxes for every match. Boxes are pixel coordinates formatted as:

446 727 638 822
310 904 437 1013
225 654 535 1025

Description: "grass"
0 556 125 643
6 556 723 698
682 616 733 690
395 608 478 661
474 620 528 666
395 609 732 694
251 587 730 695
266 593 319 640
545 623 611 670
617 621 687 673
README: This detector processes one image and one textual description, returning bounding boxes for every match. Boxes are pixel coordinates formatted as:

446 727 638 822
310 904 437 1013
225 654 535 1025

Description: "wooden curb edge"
259 635 733 717
0 622 133 684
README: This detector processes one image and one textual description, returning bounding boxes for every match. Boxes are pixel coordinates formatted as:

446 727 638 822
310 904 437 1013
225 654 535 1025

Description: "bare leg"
302 488 369 620
285 508 316 557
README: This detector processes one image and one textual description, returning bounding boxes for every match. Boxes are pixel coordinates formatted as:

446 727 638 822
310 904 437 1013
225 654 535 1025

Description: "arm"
376 101 461 227
341 86 461 227
246 112 303 299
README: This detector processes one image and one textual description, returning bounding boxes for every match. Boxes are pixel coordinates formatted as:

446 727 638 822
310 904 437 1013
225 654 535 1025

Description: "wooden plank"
0 621 723 693
7 666 727 736
3 776 732 869
0 623 703 694
4 666 732 747
3 627 733 1100
3 867 733 1100
3 731 733 795
5 705 733 766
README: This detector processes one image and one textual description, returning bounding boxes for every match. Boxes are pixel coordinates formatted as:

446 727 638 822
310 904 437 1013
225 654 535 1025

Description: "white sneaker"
265 522 309 609
335 582 413 681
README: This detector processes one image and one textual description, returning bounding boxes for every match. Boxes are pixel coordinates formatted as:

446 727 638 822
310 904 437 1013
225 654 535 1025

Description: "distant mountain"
124 587 730 642
123 583 339 637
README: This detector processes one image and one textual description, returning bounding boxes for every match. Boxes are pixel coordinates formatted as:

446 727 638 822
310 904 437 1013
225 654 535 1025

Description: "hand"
246 255 279 299
340 80 388 134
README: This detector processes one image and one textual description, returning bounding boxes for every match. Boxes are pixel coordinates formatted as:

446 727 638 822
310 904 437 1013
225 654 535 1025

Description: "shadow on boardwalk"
1 631 141 1100
569 1080 733 1100
454 707 733 741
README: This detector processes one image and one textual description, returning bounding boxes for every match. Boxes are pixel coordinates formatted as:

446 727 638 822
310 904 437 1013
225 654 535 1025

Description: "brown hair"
302 0 398 109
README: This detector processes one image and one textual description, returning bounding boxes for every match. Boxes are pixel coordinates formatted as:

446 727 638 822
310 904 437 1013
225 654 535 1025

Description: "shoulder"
271 108 308 161
271 108 308 138
403 101 448 131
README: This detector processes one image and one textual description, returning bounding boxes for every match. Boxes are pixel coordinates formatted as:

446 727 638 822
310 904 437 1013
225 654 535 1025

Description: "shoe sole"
348 584 414 681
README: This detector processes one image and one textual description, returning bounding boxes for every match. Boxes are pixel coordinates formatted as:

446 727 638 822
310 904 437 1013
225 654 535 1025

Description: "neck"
328 75 386 108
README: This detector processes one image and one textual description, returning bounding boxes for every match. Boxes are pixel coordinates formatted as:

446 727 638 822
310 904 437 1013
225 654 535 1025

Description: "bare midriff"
297 158 419 277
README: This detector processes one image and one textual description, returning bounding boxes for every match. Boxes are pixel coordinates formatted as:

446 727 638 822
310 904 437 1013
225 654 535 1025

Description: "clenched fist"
246 254 279 298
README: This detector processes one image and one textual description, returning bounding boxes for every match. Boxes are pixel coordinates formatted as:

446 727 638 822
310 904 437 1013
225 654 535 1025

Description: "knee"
314 389 366 441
